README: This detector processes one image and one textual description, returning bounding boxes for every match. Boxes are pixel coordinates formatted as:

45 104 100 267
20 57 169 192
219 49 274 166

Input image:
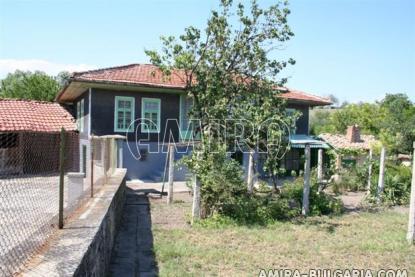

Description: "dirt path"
338 191 367 211
108 186 158 277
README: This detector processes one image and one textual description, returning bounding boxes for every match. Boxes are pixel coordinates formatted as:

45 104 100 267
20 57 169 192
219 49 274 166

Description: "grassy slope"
150 195 415 276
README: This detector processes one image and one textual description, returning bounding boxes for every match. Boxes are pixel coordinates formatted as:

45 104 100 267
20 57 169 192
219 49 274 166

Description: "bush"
218 177 343 225
182 147 247 217
368 163 412 205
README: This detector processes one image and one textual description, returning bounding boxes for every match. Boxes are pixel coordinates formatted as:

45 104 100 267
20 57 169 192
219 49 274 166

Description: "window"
179 95 194 140
77 99 85 132
114 96 135 132
285 108 297 135
0 133 18 148
141 98 161 133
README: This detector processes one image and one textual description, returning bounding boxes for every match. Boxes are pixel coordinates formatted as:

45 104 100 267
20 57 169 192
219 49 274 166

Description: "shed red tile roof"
319 133 378 150
0 99 76 132
64 64 331 105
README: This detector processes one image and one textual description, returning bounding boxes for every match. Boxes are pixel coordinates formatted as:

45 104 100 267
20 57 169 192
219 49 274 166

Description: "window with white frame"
114 96 135 132
141 98 160 133
179 95 193 140
77 99 85 132
285 108 297 135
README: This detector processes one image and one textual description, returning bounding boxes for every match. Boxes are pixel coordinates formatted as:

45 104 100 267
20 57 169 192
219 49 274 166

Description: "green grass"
151 199 415 276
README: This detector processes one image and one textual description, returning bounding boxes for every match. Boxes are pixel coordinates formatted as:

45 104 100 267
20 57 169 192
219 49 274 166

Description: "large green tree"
0 70 62 101
146 0 296 215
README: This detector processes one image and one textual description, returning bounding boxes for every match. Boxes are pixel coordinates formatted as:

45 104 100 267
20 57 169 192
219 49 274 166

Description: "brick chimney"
346 125 361 143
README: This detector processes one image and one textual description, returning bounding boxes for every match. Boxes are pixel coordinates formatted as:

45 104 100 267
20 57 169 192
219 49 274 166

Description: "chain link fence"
0 131 122 276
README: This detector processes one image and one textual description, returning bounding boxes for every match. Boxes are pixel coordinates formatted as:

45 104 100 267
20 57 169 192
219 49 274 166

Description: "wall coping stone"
21 168 127 277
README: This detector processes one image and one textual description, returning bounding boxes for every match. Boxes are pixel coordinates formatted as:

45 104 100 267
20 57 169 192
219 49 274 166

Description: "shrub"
182 147 247 218
218 177 343 225
368 163 412 205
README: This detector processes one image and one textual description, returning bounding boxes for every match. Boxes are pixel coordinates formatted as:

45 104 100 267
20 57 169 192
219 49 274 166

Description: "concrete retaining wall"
22 169 127 277
74 172 126 276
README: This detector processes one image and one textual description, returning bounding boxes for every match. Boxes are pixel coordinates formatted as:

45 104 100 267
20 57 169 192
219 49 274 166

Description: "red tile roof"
319 133 378 150
65 64 331 105
0 99 76 132
72 64 187 89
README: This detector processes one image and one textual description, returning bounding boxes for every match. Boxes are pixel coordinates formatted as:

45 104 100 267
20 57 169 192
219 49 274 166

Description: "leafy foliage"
212 178 343 225
0 70 64 102
367 162 412 205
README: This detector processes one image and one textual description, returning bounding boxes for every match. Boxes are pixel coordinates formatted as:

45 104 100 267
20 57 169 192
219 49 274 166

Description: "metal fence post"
58 128 66 229
407 142 415 244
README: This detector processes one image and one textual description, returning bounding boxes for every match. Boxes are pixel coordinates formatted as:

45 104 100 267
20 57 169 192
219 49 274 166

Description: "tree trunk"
302 144 311 216
407 142 415 244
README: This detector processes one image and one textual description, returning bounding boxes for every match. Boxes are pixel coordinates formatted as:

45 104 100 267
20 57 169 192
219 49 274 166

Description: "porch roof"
289 134 329 149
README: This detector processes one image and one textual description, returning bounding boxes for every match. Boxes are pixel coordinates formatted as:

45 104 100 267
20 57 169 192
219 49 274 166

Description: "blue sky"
0 0 414 103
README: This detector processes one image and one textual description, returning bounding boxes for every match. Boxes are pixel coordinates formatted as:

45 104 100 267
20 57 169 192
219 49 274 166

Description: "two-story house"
56 64 331 181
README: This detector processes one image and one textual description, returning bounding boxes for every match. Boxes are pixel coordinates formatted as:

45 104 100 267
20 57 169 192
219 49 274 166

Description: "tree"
379 94 415 154
146 0 295 216
0 70 61 101
56 71 72 88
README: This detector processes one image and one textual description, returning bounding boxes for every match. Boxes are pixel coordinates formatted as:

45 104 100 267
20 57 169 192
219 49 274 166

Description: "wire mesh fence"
0 131 122 276
0 131 79 276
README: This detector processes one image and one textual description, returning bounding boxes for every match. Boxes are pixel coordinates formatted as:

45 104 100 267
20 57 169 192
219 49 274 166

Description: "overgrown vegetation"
367 161 412 206
310 93 415 154
217 178 342 225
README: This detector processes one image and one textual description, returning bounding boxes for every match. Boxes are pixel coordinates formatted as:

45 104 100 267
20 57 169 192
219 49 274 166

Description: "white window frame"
285 108 297 135
114 96 135 133
141 98 161 133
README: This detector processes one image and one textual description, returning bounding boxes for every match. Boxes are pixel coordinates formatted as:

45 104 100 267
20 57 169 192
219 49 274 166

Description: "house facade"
56 64 331 181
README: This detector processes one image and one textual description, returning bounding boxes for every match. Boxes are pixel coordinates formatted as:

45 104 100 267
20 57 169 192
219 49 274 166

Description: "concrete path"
108 186 158 277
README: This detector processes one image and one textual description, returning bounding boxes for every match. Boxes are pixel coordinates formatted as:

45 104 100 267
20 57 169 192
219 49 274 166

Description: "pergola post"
167 144 174 204
192 174 201 223
317 148 323 179
377 147 386 203
407 142 415 244
367 148 373 194
247 149 255 194
302 144 311 216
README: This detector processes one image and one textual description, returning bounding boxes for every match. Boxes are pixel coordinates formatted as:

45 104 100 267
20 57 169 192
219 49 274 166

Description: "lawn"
150 193 415 276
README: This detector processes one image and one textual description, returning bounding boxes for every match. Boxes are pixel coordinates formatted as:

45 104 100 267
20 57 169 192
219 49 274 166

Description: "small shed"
0 98 78 175
319 125 378 167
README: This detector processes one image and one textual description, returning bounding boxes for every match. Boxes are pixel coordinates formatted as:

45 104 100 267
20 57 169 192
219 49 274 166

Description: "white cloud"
0 59 97 78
